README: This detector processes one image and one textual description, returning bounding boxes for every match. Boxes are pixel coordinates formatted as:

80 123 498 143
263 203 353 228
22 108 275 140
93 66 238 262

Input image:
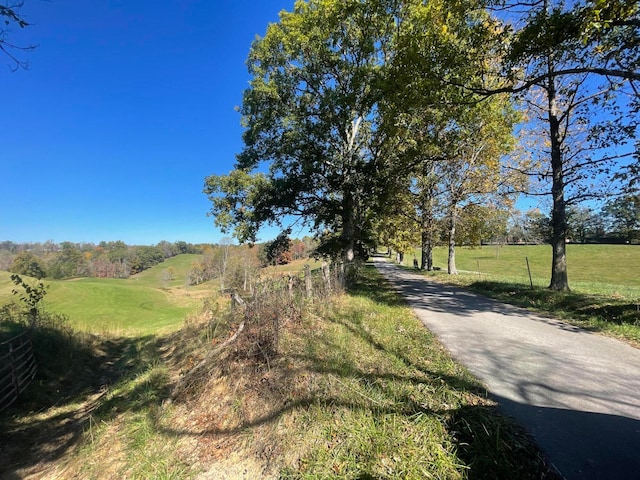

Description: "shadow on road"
493 395 640 480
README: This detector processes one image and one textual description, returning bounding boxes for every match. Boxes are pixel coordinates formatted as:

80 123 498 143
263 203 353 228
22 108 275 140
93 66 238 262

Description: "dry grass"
162 269 554 479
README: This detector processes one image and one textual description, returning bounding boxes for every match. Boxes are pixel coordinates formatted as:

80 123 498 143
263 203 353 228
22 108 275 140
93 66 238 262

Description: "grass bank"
2 264 555 479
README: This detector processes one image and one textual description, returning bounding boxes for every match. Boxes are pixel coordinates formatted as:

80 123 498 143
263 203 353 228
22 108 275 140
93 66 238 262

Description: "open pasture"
0 254 211 335
418 244 640 297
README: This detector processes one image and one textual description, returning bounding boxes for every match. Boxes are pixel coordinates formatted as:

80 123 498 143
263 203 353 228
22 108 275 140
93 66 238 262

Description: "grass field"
409 244 640 297
0 254 211 334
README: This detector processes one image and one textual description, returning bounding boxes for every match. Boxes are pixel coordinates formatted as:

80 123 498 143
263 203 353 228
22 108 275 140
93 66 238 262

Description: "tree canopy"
206 0 402 262
205 0 637 289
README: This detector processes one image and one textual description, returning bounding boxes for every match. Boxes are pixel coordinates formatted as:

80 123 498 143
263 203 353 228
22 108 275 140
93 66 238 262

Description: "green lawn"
1 254 212 335
129 253 203 288
416 244 640 297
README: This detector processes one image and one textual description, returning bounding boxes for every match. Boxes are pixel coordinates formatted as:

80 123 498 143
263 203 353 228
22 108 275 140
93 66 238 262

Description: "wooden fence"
0 331 37 412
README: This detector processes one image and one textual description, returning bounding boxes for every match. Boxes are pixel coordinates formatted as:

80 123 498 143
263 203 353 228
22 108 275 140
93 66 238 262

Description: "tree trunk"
420 163 437 271
447 208 458 275
421 228 433 271
304 264 312 298
547 58 570 291
342 192 356 264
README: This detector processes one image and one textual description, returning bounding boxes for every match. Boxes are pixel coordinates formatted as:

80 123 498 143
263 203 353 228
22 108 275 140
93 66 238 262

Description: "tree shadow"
367 256 640 332
0 321 164 479
465 280 640 328
358 260 537 321
446 402 563 480
478 396 640 480
155 272 556 479
351 258 640 479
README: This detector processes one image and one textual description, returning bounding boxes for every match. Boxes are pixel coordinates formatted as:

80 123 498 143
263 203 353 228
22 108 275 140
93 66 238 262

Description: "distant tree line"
506 196 640 246
1 240 203 280
386 194 640 262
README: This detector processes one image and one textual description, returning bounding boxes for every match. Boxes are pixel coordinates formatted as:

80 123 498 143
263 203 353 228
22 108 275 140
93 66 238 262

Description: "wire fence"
0 331 37 412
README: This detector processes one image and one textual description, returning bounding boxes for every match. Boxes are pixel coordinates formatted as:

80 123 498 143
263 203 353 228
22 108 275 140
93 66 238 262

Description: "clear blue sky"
1 0 294 245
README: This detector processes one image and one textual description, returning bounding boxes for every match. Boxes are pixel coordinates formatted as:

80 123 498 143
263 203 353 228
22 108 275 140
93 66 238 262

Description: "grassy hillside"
129 253 203 288
0 271 15 305
1 254 211 334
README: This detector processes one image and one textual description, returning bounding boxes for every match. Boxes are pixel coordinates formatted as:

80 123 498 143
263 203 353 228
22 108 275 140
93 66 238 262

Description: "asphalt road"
373 256 640 480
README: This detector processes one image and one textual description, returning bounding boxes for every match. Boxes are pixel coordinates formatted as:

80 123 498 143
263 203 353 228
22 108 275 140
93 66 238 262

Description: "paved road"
373 257 640 480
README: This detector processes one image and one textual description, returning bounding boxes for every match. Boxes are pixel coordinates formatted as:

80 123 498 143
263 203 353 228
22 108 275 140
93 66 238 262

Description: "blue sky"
1 0 294 245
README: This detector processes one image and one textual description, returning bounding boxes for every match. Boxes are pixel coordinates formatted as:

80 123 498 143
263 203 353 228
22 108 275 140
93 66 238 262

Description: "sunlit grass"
263 258 325 275
130 254 203 288
278 266 550 478
410 244 640 290
1 265 553 479
1 255 214 335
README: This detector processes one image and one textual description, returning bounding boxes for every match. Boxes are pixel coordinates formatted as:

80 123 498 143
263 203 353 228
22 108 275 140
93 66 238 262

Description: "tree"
10 273 47 326
492 0 639 85
377 0 521 273
47 242 84 279
602 195 640 242
9 251 46 279
128 246 164 275
374 192 421 265
1 1 35 69
216 237 233 291
233 244 261 293
456 204 509 246
262 231 293 267
438 99 517 274
290 239 307 260
566 205 600 243
205 0 397 267
470 0 639 290
527 209 553 244
156 240 177 258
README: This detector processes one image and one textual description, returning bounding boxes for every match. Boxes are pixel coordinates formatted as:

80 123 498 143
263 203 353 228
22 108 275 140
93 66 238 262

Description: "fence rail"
0 331 37 412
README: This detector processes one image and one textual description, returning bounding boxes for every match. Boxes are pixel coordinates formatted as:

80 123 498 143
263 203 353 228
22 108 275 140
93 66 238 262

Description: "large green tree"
9 251 46 279
602 194 640 242
378 0 519 273
205 0 398 264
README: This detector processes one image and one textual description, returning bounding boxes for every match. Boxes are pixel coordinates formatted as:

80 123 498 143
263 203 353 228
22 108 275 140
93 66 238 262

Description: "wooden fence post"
304 264 312 299
288 273 294 298
9 341 17 400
